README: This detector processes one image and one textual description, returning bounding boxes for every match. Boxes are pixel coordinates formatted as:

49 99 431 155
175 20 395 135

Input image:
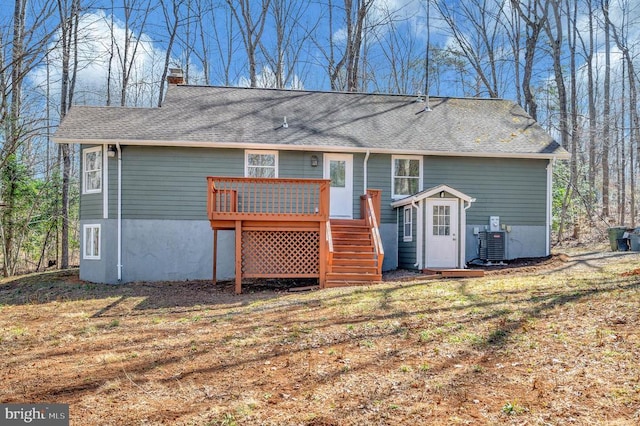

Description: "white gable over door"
392 184 475 270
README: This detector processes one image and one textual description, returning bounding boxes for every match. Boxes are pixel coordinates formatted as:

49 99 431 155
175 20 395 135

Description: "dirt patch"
1 249 639 425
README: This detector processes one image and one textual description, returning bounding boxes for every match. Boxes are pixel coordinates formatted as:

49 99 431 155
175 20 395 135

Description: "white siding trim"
546 159 553 256
416 202 423 269
460 200 467 269
103 145 108 219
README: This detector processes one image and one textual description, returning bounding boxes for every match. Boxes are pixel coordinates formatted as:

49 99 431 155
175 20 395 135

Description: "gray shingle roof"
54 85 569 159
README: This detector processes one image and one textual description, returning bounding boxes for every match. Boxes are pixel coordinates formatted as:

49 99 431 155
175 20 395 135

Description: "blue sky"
4 0 638 118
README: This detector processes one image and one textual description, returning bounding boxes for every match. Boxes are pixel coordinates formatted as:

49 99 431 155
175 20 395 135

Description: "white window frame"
82 146 103 194
83 224 101 260
392 155 423 199
403 206 413 242
245 150 278 178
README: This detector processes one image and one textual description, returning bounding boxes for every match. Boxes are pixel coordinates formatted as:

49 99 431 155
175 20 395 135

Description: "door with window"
426 199 459 268
323 153 353 218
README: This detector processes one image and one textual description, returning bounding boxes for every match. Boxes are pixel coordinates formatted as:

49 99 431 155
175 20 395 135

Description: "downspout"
546 158 555 257
363 150 370 194
116 142 122 281
462 198 475 269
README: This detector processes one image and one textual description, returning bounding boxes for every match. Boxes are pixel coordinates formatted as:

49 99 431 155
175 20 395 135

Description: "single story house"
54 71 569 290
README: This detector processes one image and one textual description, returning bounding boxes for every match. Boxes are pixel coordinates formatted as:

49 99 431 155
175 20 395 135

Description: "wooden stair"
326 219 382 288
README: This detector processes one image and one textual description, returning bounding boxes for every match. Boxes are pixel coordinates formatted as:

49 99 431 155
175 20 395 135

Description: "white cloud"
237 66 305 90
30 10 189 110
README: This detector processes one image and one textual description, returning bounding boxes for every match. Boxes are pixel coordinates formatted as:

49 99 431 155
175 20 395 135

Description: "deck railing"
361 190 384 276
207 177 330 222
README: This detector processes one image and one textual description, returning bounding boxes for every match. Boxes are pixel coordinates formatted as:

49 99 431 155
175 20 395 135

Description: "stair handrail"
326 220 334 274
364 194 384 274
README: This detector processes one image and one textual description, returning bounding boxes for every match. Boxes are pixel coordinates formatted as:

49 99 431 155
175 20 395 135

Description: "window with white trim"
432 205 451 236
83 224 101 260
403 206 413 242
245 150 278 178
392 155 422 198
83 146 102 193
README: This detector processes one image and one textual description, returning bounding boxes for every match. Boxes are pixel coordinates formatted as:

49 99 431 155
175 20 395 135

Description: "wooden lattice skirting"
242 230 320 278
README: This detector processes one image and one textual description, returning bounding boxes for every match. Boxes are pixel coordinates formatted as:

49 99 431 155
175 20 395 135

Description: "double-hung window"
83 224 101 260
392 155 422 198
83 146 102 194
245 150 278 178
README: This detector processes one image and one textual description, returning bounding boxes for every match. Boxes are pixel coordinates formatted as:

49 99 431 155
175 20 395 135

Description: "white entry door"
324 153 353 218
426 199 459 268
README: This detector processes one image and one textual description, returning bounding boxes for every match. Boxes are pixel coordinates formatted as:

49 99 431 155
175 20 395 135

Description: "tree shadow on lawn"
0 269 300 313
16 272 640 424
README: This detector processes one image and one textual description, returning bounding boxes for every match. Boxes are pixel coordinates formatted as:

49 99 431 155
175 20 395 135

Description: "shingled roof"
54 85 569 159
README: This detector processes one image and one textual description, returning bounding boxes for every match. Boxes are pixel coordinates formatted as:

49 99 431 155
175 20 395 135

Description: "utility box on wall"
489 216 500 232
479 231 505 261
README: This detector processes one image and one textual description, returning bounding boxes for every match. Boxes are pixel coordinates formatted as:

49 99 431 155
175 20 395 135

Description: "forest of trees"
0 0 638 276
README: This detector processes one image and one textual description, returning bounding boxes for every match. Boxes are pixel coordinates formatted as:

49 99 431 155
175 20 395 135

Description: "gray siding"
353 153 365 219
92 147 548 230
279 150 323 179
107 155 117 218
366 154 394 224
424 157 547 226
81 193 103 219
117 146 242 220
100 146 370 221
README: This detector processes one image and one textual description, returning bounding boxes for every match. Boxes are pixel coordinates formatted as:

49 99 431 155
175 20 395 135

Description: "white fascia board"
53 137 570 161
391 184 476 208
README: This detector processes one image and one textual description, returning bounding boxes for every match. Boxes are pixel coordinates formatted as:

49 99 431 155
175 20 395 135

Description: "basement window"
83 224 101 260
82 146 102 194
245 150 278 178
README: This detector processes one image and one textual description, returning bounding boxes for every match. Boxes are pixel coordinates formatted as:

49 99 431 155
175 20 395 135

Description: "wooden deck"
422 268 485 278
207 177 383 293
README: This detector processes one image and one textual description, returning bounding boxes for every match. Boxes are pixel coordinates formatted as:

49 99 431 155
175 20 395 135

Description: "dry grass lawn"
1 248 639 425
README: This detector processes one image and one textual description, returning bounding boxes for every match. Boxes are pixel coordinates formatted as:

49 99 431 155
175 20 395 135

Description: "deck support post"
235 220 242 294
212 229 218 285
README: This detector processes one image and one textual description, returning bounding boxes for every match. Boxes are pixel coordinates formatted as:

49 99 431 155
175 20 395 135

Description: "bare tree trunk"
1 0 55 275
435 0 504 98
259 0 315 89
2 0 27 276
544 0 570 242
510 0 547 119
604 1 640 226
602 0 611 219
158 0 182 106
619 59 626 224
226 0 271 87
57 0 80 270
119 0 153 106
567 0 579 238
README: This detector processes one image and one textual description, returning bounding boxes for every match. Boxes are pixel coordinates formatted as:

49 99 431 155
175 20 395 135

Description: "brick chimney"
167 68 184 85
